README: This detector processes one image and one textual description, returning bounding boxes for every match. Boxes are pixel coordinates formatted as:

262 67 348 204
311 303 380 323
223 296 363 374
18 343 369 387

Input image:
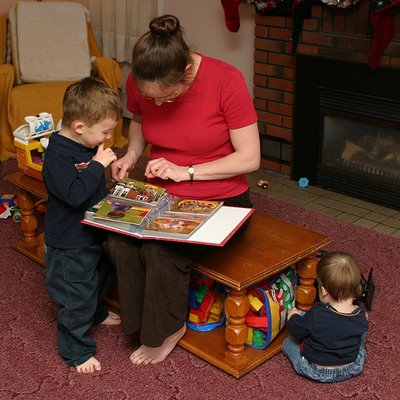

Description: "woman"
108 14 260 365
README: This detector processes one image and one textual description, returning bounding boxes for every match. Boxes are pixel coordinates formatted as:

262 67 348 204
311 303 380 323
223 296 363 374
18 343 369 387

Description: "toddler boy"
43 77 123 373
282 251 368 383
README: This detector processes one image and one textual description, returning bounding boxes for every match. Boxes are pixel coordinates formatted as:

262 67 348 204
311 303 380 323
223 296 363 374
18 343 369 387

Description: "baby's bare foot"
129 324 186 365
76 356 101 374
101 311 121 326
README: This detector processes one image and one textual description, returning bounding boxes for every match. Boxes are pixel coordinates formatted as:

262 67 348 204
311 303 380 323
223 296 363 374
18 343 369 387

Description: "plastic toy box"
13 113 54 181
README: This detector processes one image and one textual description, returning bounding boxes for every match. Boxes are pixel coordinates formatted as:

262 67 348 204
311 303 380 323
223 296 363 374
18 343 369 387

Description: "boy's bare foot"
76 357 101 373
101 311 121 326
129 324 187 366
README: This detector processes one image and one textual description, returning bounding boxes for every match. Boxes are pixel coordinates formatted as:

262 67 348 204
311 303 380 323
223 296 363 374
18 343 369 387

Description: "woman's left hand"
145 158 185 182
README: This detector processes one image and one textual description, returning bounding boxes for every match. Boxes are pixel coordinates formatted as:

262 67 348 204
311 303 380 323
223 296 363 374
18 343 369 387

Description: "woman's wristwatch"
187 165 195 182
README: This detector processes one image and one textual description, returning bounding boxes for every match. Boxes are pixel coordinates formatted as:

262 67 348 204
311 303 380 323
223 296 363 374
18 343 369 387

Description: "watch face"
188 167 195 174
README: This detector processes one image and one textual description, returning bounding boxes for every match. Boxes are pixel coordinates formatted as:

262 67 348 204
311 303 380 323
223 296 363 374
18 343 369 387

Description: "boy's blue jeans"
282 333 367 383
45 243 113 367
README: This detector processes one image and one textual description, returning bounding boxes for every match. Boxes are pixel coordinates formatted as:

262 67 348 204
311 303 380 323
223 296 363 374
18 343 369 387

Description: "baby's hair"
317 251 362 302
131 14 193 87
62 77 122 128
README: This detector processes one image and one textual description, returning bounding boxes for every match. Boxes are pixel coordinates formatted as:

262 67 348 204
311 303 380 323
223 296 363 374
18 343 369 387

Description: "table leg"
295 255 318 311
17 191 39 246
224 288 250 362
11 190 44 266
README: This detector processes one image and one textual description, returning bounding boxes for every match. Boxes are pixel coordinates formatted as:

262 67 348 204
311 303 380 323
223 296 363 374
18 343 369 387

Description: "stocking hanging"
370 0 400 71
220 0 243 32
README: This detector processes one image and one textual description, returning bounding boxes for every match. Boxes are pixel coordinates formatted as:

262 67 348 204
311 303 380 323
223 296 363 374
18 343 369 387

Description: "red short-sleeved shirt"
126 54 258 199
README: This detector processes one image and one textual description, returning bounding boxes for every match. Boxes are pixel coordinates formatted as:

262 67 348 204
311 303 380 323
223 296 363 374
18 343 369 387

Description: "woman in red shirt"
108 14 260 366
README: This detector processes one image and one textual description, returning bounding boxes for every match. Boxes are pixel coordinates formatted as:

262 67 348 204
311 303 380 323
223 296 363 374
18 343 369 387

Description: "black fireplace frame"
292 54 400 209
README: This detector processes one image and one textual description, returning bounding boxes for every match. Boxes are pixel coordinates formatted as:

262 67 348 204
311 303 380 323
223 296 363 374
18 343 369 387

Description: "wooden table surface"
193 211 332 290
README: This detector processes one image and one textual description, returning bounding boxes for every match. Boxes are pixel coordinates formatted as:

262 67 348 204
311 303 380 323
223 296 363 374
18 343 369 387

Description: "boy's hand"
287 307 303 320
93 144 117 168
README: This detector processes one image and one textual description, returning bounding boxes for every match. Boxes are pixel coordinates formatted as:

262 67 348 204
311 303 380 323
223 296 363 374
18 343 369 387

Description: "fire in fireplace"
292 54 400 210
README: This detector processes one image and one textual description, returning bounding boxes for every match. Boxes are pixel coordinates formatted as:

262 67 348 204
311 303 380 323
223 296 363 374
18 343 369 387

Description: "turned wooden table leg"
16 191 39 247
296 256 318 311
224 288 249 363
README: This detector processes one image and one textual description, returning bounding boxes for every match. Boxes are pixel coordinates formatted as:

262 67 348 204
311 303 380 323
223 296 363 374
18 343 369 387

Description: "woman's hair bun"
149 14 180 36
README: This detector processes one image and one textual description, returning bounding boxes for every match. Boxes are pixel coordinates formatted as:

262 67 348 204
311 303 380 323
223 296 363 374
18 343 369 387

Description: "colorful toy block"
248 293 263 312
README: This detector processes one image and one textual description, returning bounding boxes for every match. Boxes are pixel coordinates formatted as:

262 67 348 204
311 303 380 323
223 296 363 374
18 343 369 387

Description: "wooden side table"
4 171 47 266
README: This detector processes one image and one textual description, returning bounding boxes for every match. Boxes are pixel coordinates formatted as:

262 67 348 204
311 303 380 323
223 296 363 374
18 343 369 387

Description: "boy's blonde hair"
317 252 362 302
62 77 123 128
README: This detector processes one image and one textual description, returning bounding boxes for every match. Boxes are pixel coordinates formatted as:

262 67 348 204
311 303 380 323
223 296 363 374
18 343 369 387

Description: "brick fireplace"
254 1 400 176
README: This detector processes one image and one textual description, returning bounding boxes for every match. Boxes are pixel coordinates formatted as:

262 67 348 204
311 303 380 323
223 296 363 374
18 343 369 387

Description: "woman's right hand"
111 153 136 181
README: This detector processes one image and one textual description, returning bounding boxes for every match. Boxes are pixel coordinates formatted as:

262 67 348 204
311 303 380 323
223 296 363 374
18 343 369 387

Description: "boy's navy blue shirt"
42 131 107 249
286 302 368 366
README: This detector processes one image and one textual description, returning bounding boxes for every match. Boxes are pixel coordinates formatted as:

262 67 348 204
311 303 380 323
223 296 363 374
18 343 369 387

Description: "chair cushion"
12 2 91 83
8 81 73 132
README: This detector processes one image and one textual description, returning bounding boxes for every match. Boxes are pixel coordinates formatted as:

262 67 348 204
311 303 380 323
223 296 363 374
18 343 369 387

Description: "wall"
159 0 255 93
254 3 400 174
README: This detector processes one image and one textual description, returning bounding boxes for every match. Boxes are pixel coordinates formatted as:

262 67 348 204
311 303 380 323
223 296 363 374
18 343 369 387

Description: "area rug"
1 159 399 400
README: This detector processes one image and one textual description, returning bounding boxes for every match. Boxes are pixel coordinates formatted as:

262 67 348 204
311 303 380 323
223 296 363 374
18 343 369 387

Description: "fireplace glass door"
320 115 400 185
292 54 400 210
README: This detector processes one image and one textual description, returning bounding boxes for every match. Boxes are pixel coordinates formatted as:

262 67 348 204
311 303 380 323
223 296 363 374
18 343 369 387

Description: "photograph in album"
164 198 224 217
110 178 166 206
142 215 206 239
91 199 152 226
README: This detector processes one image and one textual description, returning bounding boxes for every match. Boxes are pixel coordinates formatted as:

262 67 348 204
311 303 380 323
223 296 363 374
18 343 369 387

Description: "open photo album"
82 178 254 246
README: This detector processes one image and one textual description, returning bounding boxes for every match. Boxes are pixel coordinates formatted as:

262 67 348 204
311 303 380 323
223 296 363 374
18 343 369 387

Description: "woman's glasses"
137 90 179 103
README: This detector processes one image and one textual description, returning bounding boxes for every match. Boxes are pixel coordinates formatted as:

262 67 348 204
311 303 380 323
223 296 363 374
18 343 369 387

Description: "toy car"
257 179 269 189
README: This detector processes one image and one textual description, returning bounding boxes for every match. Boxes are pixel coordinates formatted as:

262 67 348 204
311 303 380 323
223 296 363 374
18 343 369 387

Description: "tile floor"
248 168 400 239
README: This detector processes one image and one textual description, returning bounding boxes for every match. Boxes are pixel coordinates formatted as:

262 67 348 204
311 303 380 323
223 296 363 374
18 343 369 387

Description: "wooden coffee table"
5 171 332 378
179 212 332 378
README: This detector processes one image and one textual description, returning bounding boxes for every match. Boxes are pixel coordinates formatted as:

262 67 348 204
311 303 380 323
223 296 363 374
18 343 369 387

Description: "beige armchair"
0 2 127 162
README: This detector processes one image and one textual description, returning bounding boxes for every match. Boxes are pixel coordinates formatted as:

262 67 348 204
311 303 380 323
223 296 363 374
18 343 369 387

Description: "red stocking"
370 7 395 71
220 0 242 32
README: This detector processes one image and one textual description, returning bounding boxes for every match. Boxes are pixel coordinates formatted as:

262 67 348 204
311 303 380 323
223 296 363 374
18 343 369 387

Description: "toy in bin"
245 267 296 349
13 113 61 181
0 194 21 221
187 271 226 332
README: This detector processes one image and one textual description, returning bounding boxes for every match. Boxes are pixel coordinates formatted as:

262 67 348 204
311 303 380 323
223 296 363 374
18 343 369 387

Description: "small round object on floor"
257 179 269 189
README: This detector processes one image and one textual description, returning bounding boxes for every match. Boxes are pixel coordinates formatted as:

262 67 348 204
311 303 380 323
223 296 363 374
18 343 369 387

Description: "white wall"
158 0 255 93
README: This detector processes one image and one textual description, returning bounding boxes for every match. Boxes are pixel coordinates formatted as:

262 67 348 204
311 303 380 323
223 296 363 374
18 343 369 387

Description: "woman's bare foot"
129 324 187 365
101 311 121 326
76 356 101 373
